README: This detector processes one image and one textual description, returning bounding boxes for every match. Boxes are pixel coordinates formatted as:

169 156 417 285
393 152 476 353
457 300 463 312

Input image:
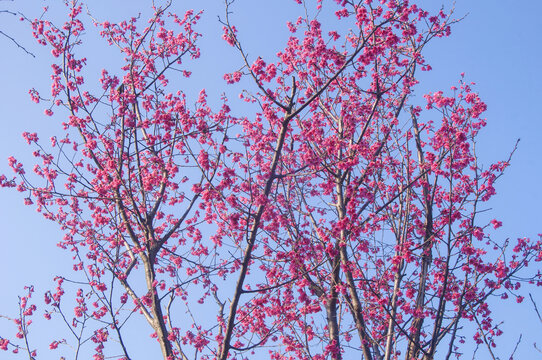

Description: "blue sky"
0 0 541 358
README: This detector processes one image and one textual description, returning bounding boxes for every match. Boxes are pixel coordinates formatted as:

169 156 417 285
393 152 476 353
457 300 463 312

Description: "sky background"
0 0 541 358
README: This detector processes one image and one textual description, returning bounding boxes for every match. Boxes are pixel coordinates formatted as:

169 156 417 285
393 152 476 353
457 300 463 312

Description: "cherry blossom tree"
1 0 541 359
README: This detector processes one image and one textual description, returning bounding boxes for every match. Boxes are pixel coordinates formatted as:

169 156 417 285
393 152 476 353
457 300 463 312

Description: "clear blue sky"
0 0 541 358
